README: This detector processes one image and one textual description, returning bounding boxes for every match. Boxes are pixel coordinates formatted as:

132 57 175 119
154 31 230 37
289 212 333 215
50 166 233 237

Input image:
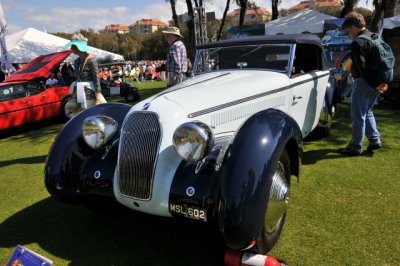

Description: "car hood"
4 50 72 83
159 70 290 115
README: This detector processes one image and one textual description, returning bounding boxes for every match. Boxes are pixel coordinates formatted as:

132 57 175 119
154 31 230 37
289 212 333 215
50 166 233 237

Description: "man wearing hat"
162 27 187 87
64 32 103 118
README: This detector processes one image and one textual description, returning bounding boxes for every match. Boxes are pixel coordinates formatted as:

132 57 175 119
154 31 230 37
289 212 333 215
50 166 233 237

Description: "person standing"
64 32 103 117
162 27 187 87
338 12 386 156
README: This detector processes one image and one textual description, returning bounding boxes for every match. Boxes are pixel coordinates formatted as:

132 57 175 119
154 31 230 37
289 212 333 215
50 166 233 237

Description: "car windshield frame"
193 43 294 76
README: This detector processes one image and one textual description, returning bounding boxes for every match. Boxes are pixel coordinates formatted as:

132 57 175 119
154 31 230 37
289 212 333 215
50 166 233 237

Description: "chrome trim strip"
188 72 330 118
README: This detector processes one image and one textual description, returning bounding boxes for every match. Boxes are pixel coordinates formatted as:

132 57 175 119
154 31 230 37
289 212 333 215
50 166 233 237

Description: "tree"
339 0 357 17
236 0 249 26
384 0 397 17
217 0 232 40
137 30 169 60
185 0 196 59
372 0 398 29
370 0 388 32
271 0 281 20
167 0 179 27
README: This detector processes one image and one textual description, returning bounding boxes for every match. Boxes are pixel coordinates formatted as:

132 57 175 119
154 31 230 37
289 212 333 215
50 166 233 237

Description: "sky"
1 0 373 35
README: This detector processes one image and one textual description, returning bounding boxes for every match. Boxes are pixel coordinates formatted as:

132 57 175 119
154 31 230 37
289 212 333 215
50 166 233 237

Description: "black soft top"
197 34 329 71
197 34 323 49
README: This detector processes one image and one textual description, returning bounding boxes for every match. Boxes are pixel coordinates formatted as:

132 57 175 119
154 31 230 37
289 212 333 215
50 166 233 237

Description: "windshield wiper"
240 45 265 58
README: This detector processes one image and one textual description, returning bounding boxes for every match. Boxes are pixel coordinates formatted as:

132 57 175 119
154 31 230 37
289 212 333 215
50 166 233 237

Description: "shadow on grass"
0 197 225 266
301 148 379 164
0 155 47 168
301 103 399 164
0 117 63 141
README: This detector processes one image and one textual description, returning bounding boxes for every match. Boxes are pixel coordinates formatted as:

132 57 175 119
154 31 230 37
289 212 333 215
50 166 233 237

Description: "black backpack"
358 33 395 84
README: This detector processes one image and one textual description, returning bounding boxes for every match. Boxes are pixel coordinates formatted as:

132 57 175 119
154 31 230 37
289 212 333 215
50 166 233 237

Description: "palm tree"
166 0 179 27
185 0 196 56
370 0 397 32
217 0 232 40
384 0 398 17
236 0 249 26
340 0 357 17
271 0 281 20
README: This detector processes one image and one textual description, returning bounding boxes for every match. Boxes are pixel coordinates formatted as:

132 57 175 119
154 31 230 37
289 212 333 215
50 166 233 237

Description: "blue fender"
44 103 131 198
325 73 338 115
217 108 302 250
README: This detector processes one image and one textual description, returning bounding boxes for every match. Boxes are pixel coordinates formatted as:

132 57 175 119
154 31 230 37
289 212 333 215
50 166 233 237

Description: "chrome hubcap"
265 160 290 234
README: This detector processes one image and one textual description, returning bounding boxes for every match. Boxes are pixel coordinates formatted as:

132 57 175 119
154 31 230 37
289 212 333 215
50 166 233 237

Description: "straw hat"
162 27 183 38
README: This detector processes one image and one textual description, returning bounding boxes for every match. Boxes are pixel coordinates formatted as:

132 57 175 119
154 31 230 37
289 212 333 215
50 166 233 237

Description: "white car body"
45 34 335 254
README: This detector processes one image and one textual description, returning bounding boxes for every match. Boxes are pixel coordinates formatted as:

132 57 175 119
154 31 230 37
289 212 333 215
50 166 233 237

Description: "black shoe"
367 143 382 151
338 146 361 156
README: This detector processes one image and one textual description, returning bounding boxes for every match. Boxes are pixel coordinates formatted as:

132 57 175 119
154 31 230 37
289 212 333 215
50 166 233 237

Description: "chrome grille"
118 112 161 200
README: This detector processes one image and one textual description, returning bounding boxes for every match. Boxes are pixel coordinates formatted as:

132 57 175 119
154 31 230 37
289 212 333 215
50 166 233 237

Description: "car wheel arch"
216 108 302 251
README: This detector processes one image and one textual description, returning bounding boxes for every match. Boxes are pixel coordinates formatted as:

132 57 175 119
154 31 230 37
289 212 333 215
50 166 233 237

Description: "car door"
288 43 330 137
27 82 63 122
0 83 31 129
289 72 329 137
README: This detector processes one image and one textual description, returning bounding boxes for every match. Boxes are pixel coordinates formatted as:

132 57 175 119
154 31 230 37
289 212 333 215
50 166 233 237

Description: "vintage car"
0 50 72 130
44 34 336 254
100 76 140 103
98 62 140 103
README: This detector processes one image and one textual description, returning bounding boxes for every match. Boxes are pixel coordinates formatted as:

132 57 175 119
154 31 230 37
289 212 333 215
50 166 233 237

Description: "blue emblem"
142 102 150 110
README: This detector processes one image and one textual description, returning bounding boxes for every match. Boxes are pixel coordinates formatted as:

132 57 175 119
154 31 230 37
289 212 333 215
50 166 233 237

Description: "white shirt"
46 77 58 86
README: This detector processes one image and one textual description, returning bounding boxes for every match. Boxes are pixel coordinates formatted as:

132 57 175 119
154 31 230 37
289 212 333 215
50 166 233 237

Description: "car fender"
217 108 302 250
325 73 338 115
44 103 131 198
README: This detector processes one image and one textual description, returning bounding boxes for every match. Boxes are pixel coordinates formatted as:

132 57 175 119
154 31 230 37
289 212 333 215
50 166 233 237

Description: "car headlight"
172 122 214 162
82 116 118 149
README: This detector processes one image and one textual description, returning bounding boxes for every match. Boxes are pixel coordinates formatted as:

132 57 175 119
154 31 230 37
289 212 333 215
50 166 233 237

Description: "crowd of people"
98 60 167 83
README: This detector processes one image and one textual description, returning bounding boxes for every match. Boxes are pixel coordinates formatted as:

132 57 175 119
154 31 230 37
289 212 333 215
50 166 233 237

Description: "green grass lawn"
1 97 399 265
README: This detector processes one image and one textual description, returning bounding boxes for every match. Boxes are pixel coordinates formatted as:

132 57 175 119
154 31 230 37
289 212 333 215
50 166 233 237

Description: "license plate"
169 203 207 222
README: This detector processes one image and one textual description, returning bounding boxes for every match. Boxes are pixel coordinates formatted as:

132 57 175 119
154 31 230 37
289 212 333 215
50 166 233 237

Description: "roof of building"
133 19 168 27
288 0 343 11
227 7 272 17
105 24 129 31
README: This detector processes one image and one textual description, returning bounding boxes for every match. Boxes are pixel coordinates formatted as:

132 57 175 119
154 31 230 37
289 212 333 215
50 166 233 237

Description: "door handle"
41 94 46 97
293 95 302 101
22 100 29 103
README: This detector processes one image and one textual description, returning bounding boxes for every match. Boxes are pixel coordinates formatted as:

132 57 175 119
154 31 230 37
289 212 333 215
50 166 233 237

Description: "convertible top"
197 34 323 49
197 34 329 71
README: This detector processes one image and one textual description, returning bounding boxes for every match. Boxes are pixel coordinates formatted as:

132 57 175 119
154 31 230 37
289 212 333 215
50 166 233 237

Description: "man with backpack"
339 12 395 156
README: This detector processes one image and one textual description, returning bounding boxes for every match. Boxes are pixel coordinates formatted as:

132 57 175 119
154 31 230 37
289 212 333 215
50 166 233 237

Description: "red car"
0 50 72 130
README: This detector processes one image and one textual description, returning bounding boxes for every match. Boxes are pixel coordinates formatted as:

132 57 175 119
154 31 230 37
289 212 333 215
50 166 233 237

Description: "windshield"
193 44 292 74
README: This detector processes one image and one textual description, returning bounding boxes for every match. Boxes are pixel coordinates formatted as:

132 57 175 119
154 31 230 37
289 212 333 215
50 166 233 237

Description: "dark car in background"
99 62 140 103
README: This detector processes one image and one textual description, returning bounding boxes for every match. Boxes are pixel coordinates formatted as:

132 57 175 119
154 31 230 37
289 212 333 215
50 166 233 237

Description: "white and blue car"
45 34 336 254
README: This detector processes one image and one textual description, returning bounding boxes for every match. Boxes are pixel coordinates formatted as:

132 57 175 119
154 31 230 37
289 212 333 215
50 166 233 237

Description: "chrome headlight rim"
82 115 118 149
172 121 214 163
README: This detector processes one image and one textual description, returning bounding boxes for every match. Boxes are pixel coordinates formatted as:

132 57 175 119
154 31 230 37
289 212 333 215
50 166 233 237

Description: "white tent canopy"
6 27 124 63
265 9 337 35
379 15 400 34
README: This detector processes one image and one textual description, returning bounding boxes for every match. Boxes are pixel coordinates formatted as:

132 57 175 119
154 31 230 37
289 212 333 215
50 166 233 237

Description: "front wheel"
59 98 71 122
254 149 291 254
